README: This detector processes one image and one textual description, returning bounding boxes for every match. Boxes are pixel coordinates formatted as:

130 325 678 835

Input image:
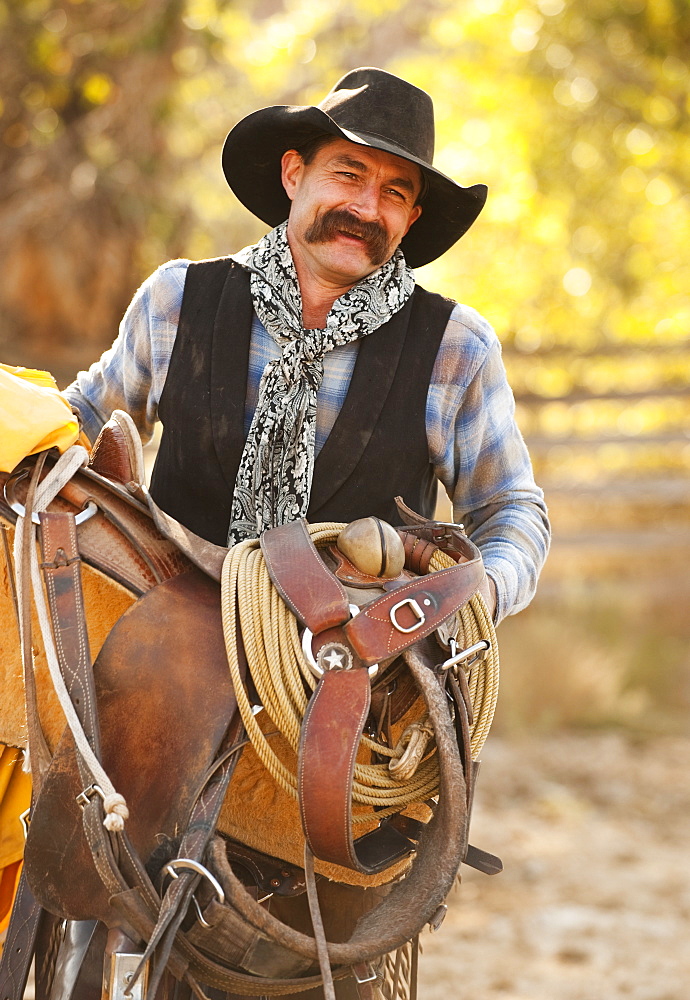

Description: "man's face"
281 138 423 289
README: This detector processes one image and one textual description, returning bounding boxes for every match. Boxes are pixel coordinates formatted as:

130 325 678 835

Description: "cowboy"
64 67 550 997
65 66 549 624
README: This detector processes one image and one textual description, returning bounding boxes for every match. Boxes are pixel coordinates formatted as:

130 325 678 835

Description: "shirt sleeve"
427 303 551 623
63 260 190 446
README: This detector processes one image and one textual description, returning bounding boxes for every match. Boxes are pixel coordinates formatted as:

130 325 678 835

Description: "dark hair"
294 131 428 205
294 131 337 164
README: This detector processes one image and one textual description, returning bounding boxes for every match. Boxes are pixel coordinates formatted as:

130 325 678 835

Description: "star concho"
316 641 353 673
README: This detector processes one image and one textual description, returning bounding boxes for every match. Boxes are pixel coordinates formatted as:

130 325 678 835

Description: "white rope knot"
102 793 129 832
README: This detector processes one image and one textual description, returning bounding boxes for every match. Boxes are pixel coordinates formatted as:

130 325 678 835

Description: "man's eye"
338 171 358 180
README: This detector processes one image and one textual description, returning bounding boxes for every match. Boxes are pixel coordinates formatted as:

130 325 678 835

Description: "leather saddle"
0 411 500 999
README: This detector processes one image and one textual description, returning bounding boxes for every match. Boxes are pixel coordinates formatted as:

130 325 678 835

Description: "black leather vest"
150 259 454 545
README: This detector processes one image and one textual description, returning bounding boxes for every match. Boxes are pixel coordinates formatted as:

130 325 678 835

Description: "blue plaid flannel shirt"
65 259 550 622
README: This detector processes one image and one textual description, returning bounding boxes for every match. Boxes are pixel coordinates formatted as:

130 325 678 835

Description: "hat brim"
222 105 487 268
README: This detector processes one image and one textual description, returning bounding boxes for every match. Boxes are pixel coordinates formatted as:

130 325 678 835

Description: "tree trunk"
0 0 188 385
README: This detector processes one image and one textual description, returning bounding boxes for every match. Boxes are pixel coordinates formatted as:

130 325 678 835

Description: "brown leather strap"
0 870 44 1000
39 511 100 752
298 668 372 872
303 845 337 1000
260 519 350 632
36 510 136 914
397 522 476 565
344 561 484 667
398 530 437 574
133 718 247 1000
263 518 482 874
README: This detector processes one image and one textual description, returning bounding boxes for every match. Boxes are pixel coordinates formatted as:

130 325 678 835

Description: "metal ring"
162 858 226 905
4 469 98 525
389 596 426 634
301 604 378 680
439 639 490 673
191 895 212 929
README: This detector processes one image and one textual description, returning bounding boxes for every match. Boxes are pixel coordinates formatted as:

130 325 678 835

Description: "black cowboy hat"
222 67 488 269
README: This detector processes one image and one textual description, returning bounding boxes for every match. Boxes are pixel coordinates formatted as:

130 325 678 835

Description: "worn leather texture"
24 569 234 922
0 456 191 748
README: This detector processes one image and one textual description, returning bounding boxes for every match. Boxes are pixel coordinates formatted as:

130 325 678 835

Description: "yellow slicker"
0 364 88 473
0 746 31 943
0 362 89 945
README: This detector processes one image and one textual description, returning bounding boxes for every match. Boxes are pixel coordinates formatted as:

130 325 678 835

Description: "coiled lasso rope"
220 523 499 822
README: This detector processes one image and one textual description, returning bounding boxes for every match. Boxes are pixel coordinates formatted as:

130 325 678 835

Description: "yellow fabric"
0 745 31 938
0 746 31 872
0 363 88 472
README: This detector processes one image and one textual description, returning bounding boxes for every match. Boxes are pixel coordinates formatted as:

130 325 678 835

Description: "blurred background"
1 0 688 996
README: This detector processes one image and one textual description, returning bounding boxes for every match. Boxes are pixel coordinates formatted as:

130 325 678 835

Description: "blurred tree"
0 0 189 382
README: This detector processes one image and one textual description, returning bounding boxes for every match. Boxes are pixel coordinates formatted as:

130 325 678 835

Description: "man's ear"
281 149 304 201
404 203 422 236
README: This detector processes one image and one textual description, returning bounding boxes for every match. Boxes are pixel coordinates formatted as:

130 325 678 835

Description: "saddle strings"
14 445 130 831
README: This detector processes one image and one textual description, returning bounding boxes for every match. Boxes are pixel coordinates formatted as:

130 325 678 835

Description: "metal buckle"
389 596 428 634
430 521 465 535
163 858 226 929
438 638 490 674
76 783 106 809
105 951 149 1000
301 604 378 679
4 469 98 525
353 963 378 984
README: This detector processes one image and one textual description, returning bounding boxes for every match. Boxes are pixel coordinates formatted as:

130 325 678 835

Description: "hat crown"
222 66 487 268
317 67 435 165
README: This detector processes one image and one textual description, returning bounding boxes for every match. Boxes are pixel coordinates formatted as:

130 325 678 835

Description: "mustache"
303 209 390 267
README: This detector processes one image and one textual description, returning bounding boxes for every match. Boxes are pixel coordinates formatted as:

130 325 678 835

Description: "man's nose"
349 184 381 221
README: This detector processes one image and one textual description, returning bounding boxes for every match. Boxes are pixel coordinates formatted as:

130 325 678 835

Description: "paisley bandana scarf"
228 221 415 544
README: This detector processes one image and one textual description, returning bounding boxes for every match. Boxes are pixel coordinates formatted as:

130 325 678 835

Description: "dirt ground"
417 732 690 1000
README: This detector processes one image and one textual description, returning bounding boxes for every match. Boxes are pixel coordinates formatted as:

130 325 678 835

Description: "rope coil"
220 523 499 822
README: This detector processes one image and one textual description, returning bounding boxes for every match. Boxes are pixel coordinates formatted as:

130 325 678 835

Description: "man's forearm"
463 495 550 624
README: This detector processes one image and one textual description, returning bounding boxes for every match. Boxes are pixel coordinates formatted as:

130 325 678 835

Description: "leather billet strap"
0 871 44 1000
39 510 101 753
298 668 373 873
261 518 481 875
